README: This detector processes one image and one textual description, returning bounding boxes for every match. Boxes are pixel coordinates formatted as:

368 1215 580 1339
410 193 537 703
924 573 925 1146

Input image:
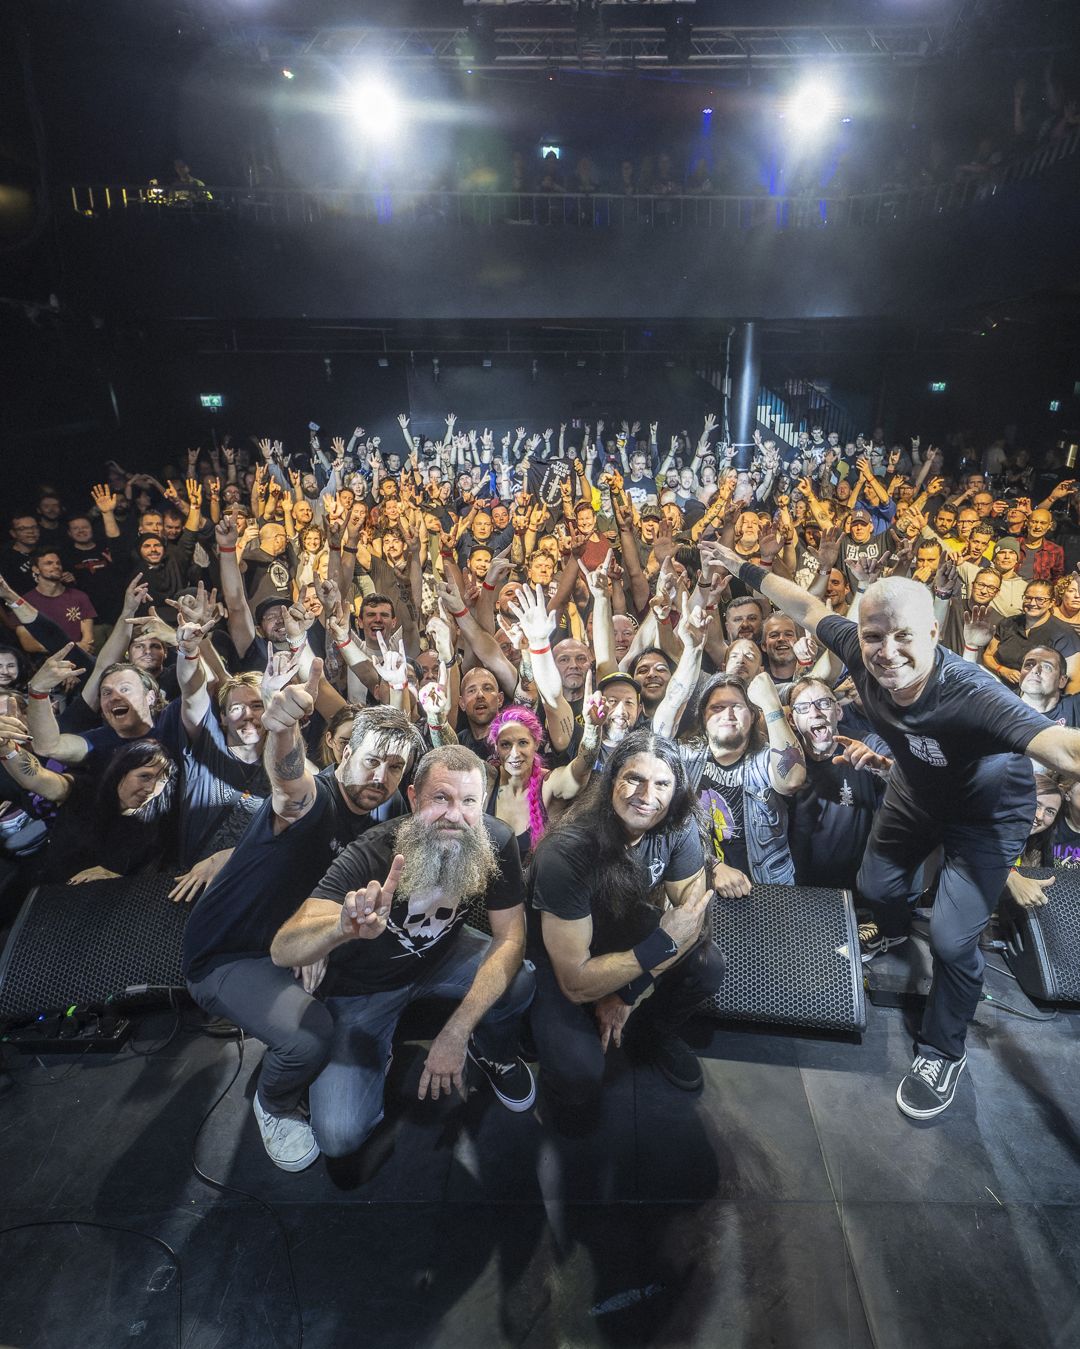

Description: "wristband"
962 644 980 654
449 606 468 619
529 644 551 655
632 926 679 973
2 748 22 761
388 682 407 692
334 637 354 651
738 561 768 592
482 581 496 591
29 690 50 700
218 545 236 554
178 649 199 660
765 708 785 724
619 972 654 1006
343 545 357 555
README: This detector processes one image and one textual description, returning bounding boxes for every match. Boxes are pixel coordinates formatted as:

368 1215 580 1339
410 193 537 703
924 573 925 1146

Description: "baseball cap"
254 596 290 625
597 671 642 699
640 506 663 521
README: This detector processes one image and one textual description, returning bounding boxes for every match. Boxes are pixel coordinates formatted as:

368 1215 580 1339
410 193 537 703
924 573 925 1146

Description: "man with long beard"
271 745 535 1164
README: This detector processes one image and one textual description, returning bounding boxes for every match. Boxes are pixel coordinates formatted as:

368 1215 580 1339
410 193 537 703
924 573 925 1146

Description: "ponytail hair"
488 705 548 851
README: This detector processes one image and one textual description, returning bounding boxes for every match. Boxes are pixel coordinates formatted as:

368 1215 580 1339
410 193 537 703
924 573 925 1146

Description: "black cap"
254 596 291 625
597 671 642 699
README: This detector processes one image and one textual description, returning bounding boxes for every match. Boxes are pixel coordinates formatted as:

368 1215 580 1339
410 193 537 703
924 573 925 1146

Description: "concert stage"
2 969 1079 1348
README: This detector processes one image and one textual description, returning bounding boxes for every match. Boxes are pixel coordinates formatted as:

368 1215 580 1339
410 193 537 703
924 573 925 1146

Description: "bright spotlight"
783 80 841 138
350 77 403 139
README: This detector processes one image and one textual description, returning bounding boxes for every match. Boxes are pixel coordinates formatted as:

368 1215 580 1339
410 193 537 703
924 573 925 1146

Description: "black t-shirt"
181 766 406 979
695 752 750 876
1039 694 1080 729
311 815 523 995
177 703 271 867
992 615 1080 674
817 614 1050 828
788 754 884 889
529 820 704 959
61 541 125 621
1050 814 1080 868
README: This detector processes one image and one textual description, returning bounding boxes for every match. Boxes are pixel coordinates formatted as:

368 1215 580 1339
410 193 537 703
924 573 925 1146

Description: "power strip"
1 1011 132 1053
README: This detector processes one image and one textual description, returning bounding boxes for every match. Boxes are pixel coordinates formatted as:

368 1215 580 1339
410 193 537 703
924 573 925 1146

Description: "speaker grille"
0 872 190 1020
706 883 865 1031
1006 867 1080 1003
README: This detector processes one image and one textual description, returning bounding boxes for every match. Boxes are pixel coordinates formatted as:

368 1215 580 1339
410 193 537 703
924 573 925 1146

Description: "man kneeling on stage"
527 729 723 1133
271 745 535 1163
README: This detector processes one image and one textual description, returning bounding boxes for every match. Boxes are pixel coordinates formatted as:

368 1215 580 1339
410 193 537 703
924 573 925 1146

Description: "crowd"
2 410 1079 1165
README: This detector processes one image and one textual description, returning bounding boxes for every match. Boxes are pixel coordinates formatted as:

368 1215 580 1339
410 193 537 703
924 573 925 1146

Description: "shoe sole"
860 935 908 965
656 1064 703 1092
467 1048 536 1112
895 1058 966 1120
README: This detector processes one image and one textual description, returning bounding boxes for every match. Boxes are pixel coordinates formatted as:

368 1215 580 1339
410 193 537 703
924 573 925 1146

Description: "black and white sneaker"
651 1034 704 1092
859 921 908 964
467 1043 536 1112
896 1052 967 1119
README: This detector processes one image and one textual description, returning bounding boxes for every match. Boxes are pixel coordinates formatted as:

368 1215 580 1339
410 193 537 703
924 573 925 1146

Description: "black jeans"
187 956 333 1115
857 779 1031 1061
530 938 726 1126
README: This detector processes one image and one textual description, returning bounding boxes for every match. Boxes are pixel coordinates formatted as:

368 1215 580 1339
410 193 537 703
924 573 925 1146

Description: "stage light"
1050 400 1061 413
783 79 841 138
929 381 947 394
482 358 493 369
377 357 389 368
281 68 294 80
350 77 403 140
702 107 713 116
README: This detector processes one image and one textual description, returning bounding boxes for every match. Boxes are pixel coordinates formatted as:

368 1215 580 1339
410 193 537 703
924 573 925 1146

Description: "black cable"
984 960 1019 981
980 992 1058 1022
190 1032 304 1349
0 1219 181 1347
127 1011 183 1057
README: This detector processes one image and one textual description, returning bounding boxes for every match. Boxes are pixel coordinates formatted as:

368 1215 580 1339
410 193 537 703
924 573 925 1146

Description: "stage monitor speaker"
0 872 190 1022
706 883 866 1032
999 866 1080 1005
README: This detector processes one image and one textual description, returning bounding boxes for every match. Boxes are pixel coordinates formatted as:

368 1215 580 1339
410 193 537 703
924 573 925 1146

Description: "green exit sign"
929 381 947 394
200 394 224 409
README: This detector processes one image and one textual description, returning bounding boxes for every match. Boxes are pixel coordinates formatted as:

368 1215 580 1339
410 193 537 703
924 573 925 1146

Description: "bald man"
703 542 1080 1121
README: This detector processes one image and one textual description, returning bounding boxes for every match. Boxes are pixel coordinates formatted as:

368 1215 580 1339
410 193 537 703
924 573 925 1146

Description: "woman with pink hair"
485 692 602 864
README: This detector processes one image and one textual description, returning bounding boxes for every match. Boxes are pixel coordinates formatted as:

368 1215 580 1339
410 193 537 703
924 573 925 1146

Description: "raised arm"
25 645 92 764
261 656 323 829
507 583 576 751
702 542 831 638
215 517 257 659
0 711 72 803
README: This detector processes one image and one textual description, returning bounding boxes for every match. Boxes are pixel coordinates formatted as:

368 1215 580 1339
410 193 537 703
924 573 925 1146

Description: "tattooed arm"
261 663 322 832
0 734 72 804
746 671 806 796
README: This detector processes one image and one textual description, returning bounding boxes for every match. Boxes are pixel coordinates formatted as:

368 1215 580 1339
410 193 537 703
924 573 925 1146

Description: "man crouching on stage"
527 728 723 1133
271 745 535 1167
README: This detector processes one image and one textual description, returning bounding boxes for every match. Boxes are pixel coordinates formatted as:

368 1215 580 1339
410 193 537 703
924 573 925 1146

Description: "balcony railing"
65 122 1079 233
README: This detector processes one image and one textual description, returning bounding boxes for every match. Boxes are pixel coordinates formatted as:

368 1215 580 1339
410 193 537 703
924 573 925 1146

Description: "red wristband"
530 644 551 655
449 606 468 619
482 581 496 591
29 690 50 700
334 638 353 651
219 546 236 553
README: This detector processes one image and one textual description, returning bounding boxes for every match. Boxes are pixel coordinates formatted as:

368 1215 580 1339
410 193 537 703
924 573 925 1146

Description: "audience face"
491 504 510 530
260 524 287 557
336 731 409 813
460 669 503 728
1022 582 1053 620
848 511 873 543
575 505 596 534
725 600 763 643
293 500 313 528
633 651 672 708
528 553 555 586
825 568 849 607
630 454 648 479
600 683 640 742
0 652 21 687
611 614 636 662
495 719 539 781
469 547 492 579
1056 577 1080 615
31 552 64 586
140 512 164 536
955 510 977 540
762 614 797 667
703 684 754 755
259 603 290 642
222 685 265 749
11 516 40 550
163 513 183 541
553 640 591 697
67 516 94 545
1019 647 1066 701
116 759 170 813
360 601 394 644
857 592 938 699
472 513 493 542
99 669 156 736
382 532 406 565
790 683 841 761
993 545 1019 575
934 506 957 535
38 495 63 522
322 717 355 766
725 638 763 682
494 627 520 670
611 752 675 840
128 636 166 676
973 493 994 519
139 536 165 565
970 571 1001 605
1027 510 1053 541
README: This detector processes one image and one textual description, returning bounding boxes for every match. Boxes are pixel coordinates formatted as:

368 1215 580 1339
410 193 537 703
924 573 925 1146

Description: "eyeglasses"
1024 595 1052 606
792 697 837 715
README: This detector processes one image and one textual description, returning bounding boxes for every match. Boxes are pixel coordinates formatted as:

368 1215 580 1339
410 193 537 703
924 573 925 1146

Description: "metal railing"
65 122 1079 233
757 379 860 453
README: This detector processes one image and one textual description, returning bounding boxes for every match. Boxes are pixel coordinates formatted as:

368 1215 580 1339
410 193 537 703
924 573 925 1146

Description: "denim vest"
683 740 796 886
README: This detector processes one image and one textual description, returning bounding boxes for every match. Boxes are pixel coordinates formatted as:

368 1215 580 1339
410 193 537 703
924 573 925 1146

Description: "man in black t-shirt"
528 729 723 1132
706 543 1080 1121
183 685 424 1174
271 745 535 1161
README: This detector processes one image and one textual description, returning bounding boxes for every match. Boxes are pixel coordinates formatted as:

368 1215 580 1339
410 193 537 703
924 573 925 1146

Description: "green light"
200 394 224 409
929 381 947 394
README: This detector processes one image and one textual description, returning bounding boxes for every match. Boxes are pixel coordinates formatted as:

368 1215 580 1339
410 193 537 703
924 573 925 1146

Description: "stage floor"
2 965 1080 1349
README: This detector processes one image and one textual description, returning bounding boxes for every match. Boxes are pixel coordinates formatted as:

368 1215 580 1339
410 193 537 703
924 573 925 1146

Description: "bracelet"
343 546 357 555
178 649 200 660
218 546 236 553
765 709 786 724
482 581 496 591
449 606 468 619
2 748 22 761
28 690 50 700
529 644 551 655
334 637 354 651
962 644 980 654
388 682 407 691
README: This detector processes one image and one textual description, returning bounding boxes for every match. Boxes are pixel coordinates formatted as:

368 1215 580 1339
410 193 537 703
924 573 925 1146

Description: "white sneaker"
252 1093 320 1172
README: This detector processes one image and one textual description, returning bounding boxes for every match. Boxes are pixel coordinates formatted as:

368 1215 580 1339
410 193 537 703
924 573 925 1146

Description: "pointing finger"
382 853 405 905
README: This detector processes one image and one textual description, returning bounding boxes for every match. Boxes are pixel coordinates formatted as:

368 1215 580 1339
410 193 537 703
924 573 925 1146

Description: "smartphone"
308 422 320 432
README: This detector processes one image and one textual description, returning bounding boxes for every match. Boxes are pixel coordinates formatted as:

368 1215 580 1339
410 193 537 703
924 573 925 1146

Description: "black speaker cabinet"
999 866 1080 1005
705 883 866 1032
0 871 190 1022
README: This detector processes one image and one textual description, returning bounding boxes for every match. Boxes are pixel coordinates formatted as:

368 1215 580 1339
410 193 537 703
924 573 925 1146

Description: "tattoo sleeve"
770 744 804 780
274 743 306 782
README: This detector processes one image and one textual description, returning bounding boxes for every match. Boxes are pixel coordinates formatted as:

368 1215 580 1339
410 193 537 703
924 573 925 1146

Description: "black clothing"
176 703 271 867
41 769 178 884
312 815 523 995
788 753 885 889
992 614 1080 674
181 766 405 980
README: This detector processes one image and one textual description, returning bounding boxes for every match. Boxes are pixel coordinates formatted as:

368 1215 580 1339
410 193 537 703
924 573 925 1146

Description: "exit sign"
200 394 224 409
929 381 947 394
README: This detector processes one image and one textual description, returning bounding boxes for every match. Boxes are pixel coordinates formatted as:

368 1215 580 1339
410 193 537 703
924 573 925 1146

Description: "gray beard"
395 814 499 903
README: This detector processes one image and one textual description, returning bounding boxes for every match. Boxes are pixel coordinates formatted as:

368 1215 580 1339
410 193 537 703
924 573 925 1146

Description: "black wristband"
739 561 768 592
618 972 654 1006
632 926 678 974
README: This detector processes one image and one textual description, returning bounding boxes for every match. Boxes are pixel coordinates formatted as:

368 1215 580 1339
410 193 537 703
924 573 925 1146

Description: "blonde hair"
215 670 263 717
